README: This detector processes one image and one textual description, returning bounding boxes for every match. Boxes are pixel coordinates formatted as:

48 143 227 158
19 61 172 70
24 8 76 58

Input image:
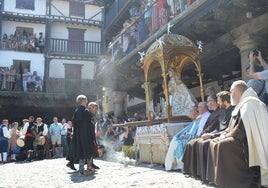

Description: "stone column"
233 34 264 81
112 91 127 118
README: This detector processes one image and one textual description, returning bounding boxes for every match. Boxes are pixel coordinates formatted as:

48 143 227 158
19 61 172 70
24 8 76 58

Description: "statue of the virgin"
168 68 197 117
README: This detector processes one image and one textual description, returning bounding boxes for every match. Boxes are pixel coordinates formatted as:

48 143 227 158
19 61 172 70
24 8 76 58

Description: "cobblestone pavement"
0 158 216 188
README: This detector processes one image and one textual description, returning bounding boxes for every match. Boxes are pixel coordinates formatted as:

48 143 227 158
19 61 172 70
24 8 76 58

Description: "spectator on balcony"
22 68 31 92
9 34 16 51
2 31 40 53
14 70 22 91
27 34 37 52
13 31 20 51
35 76 43 92
167 0 175 16
34 34 40 52
38 32 45 53
121 20 131 53
0 68 3 90
144 0 153 34
99 54 111 71
7 65 16 91
136 7 148 44
27 70 38 92
21 35 28 51
126 18 137 54
112 44 124 62
2 34 8 49
1 67 9 90
159 1 171 26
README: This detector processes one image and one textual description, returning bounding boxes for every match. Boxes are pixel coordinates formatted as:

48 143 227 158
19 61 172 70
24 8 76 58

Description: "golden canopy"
141 34 204 121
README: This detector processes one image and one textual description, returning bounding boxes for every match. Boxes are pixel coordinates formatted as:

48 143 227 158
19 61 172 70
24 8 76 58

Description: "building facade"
0 0 103 122
97 0 268 119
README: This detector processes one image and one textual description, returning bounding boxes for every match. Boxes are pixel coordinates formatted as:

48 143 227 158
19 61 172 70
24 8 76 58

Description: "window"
13 60 31 74
70 1 85 17
16 0 34 10
16 27 33 36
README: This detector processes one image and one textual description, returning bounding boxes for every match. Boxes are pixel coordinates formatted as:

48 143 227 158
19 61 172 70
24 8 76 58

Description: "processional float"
117 34 204 164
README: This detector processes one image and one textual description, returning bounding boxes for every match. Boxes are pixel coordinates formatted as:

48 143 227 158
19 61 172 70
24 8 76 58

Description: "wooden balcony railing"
46 78 98 95
0 78 98 97
50 38 101 56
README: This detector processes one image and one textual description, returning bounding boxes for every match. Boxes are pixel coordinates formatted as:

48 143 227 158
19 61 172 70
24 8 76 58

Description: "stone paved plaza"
0 158 216 188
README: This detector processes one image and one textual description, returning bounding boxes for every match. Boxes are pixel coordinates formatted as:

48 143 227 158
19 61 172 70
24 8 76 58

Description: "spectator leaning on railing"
1 30 44 53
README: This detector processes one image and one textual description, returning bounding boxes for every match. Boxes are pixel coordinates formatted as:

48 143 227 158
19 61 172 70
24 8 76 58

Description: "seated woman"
168 68 197 117
165 106 200 171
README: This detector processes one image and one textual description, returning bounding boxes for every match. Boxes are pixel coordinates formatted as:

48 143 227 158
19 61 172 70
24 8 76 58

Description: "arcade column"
112 91 127 118
233 34 264 81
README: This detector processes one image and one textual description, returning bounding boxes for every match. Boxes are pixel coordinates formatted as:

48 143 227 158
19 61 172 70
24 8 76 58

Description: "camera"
253 49 259 56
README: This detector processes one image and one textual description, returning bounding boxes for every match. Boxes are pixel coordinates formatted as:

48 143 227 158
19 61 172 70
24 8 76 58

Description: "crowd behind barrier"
98 0 196 72
1 31 44 53
0 66 43 92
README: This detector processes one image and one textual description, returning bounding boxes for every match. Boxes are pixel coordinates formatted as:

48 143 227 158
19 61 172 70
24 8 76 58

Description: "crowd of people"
99 115 136 159
0 65 16 91
0 115 73 164
1 31 45 53
99 0 196 71
1 48 268 184
0 66 43 92
65 95 136 175
0 95 138 176
163 49 268 187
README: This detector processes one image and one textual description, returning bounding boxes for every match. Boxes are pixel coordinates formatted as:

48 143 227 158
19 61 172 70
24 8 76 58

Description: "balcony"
49 38 101 60
48 14 103 27
1 10 103 27
46 78 98 96
1 11 46 24
104 0 140 39
99 0 268 98
0 78 98 99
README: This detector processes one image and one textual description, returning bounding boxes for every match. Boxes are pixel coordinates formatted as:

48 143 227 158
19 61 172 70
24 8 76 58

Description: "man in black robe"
196 91 234 182
67 95 95 175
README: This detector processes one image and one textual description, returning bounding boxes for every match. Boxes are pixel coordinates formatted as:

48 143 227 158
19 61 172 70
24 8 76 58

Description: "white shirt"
1 125 10 139
36 123 48 136
21 123 29 136
61 123 68 136
196 111 211 136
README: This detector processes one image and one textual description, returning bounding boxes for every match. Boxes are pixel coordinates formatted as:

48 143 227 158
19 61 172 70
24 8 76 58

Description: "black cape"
66 105 95 162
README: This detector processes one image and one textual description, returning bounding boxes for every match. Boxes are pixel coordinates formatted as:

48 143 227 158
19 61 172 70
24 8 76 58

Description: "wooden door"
67 28 85 54
64 64 82 93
